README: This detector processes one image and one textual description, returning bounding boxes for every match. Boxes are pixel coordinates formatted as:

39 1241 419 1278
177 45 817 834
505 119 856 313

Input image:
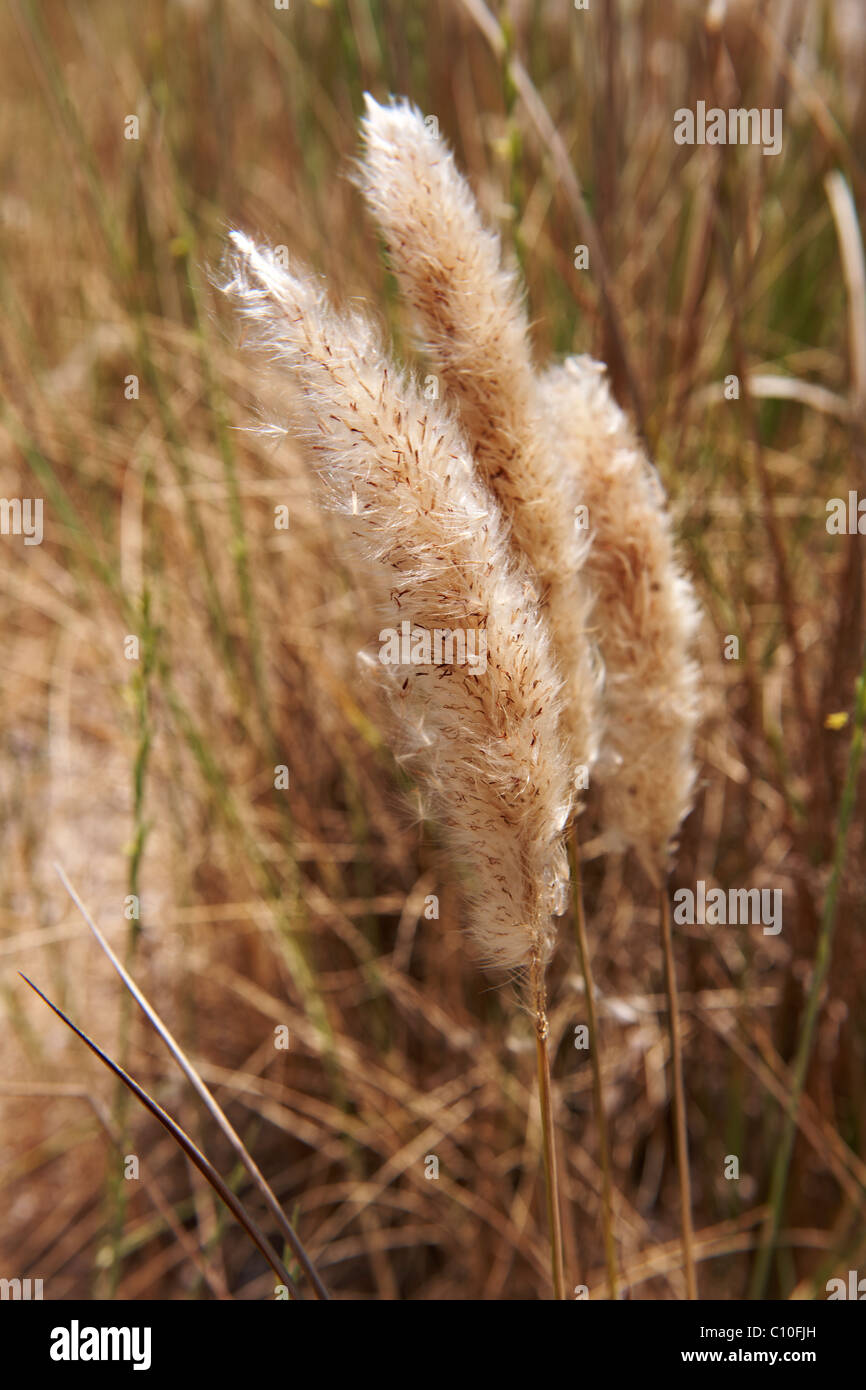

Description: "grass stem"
532 955 565 1300
569 828 619 1299
660 884 698 1300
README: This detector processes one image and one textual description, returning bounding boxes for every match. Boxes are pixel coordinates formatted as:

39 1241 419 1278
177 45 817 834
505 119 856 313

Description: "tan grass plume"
357 95 602 787
357 95 699 880
223 231 575 974
537 356 701 881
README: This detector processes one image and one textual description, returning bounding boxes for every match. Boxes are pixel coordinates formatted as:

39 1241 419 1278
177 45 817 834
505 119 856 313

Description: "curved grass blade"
18 972 301 1299
54 863 329 1300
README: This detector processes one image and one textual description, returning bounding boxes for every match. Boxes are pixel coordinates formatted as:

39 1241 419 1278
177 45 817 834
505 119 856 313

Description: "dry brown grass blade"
54 863 330 1300
696 374 853 421
825 171 866 417
592 1207 776 1297
17 972 302 1298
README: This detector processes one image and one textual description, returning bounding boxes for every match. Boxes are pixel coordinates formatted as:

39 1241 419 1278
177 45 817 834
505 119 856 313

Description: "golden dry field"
1 0 865 1305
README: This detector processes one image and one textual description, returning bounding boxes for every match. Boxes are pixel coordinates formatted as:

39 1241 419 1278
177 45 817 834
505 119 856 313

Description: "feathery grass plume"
222 231 574 975
537 356 701 882
357 95 601 785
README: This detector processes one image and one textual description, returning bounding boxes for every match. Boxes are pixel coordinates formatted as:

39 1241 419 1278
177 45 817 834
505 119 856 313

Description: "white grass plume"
357 95 601 786
538 356 701 881
223 231 574 971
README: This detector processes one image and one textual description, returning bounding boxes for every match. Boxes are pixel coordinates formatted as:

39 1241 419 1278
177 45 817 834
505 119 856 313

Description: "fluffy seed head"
537 355 701 881
357 95 602 784
223 232 574 970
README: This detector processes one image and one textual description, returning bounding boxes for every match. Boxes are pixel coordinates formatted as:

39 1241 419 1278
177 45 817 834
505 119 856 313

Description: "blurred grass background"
1 0 865 1299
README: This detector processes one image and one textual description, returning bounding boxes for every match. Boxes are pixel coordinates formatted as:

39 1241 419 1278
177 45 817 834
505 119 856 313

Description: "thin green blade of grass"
749 641 866 1298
